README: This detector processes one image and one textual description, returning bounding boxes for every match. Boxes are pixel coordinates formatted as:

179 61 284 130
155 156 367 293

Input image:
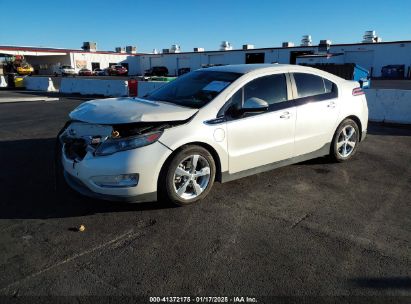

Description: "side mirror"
242 97 269 113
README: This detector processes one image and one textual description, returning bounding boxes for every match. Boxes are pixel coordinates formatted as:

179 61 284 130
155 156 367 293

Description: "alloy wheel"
173 155 211 200
337 125 357 158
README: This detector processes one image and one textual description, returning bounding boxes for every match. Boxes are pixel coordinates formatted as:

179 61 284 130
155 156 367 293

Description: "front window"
243 74 288 105
144 70 242 109
225 74 288 116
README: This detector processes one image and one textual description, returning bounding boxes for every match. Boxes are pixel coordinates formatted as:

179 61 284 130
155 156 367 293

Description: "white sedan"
54 65 76 77
59 64 368 205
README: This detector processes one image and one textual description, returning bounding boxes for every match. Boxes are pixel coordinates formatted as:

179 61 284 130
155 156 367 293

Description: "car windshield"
144 70 242 108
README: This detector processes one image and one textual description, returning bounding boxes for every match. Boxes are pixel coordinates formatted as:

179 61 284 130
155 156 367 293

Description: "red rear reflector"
352 87 365 96
146 133 161 142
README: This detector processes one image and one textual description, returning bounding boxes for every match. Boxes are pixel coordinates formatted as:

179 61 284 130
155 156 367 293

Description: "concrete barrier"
60 78 128 97
137 81 168 97
365 89 411 124
0 76 7 88
24 77 57 92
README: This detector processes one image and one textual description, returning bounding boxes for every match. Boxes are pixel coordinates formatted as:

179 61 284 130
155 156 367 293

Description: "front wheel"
159 145 216 206
330 119 360 162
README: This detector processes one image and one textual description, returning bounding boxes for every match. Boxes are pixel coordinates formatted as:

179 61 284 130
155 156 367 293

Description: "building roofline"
0 45 143 56
1 39 410 57
139 40 411 56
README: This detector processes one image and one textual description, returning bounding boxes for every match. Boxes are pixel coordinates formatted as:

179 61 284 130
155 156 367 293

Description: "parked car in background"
144 66 168 76
59 64 368 206
54 65 76 77
78 68 93 76
107 65 128 76
93 68 105 76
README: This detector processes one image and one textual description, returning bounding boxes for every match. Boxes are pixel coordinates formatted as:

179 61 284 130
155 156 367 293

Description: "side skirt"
221 143 331 183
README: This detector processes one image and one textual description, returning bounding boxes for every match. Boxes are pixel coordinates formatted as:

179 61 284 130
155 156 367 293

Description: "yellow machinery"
17 64 34 75
4 55 34 75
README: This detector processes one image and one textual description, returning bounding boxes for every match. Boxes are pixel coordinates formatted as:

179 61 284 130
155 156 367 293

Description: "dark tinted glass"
294 73 326 98
324 78 334 93
244 74 287 105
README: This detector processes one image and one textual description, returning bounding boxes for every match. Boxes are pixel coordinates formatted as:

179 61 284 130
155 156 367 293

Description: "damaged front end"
59 120 184 161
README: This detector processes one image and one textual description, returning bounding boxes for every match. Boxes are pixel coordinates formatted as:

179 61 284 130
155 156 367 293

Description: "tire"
159 145 216 206
330 119 360 162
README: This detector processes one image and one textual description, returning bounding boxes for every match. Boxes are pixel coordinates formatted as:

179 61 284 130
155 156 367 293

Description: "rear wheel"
159 145 216 206
330 119 360 162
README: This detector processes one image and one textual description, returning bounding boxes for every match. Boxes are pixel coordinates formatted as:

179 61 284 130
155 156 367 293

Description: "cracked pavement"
0 93 410 297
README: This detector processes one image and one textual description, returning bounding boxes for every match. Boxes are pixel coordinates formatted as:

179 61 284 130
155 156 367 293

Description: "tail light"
352 87 365 96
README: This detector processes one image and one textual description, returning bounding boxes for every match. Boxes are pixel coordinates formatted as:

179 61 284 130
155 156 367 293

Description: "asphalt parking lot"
0 91 410 299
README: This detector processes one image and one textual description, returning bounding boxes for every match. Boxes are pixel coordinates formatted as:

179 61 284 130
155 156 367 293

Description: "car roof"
200 64 291 74
198 64 344 82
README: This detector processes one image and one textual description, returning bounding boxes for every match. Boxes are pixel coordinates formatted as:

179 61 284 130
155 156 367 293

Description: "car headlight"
95 131 162 156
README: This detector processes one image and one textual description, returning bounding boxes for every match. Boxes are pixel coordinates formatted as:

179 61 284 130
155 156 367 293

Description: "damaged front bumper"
58 121 173 203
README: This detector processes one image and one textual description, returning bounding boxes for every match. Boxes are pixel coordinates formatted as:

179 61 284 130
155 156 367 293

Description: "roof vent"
242 44 254 50
170 44 181 53
318 40 332 52
115 47 126 53
282 42 295 47
126 46 137 54
362 30 382 43
194 47 205 52
82 41 97 52
300 35 312 47
220 41 233 51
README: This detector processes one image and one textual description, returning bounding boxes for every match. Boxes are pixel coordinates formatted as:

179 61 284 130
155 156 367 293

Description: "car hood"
69 97 198 124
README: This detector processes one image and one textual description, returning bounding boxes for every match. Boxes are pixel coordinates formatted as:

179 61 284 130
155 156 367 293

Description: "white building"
1 39 411 78
0 45 140 75
139 40 411 77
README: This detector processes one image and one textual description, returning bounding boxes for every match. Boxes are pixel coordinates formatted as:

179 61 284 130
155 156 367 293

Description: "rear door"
291 72 340 156
225 73 296 174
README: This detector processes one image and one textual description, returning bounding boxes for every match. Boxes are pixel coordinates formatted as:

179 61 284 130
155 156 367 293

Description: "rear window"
294 73 325 98
293 73 337 99
324 78 334 93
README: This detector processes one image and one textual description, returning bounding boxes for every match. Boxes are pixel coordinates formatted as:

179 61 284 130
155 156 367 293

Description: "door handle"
327 101 336 108
280 112 291 119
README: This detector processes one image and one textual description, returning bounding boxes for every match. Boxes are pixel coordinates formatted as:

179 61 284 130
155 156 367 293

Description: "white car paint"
60 64 368 202
70 97 198 124
55 65 76 76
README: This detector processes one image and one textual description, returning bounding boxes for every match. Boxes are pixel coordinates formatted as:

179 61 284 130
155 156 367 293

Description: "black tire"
159 145 216 206
330 119 360 162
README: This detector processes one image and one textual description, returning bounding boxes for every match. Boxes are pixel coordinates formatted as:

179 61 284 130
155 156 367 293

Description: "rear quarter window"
293 73 337 99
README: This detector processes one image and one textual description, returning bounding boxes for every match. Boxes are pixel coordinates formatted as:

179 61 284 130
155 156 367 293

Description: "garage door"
345 51 374 72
